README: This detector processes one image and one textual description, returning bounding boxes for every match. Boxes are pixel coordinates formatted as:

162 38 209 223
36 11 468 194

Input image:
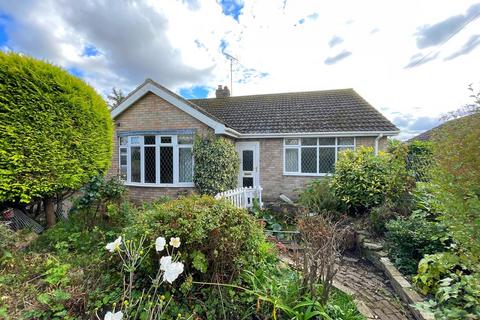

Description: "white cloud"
0 0 479 139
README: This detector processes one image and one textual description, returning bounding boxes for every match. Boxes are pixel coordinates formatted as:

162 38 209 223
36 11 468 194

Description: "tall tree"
107 87 126 110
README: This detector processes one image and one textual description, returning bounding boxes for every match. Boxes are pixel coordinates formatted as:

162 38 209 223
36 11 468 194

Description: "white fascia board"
111 82 225 132
236 131 399 139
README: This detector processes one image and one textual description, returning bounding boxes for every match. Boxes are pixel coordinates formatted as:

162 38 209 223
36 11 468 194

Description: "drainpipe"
374 133 384 155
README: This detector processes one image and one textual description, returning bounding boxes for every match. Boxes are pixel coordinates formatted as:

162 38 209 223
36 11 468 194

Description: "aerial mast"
224 53 238 95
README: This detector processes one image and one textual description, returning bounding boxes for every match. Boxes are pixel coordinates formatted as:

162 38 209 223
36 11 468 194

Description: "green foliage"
0 52 113 203
125 195 266 280
416 272 480 319
406 140 434 181
331 147 409 214
298 178 344 215
27 289 72 320
72 175 126 228
241 261 364 320
368 202 396 236
191 250 207 273
385 212 447 275
431 109 480 266
43 259 71 286
411 182 440 214
74 175 126 211
413 252 469 295
192 134 239 195
0 196 365 319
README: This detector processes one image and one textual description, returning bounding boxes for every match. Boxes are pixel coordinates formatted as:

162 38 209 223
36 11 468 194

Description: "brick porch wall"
109 92 212 203
258 136 388 201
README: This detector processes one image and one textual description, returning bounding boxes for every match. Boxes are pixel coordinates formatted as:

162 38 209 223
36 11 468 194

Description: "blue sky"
0 0 479 139
178 86 210 99
0 14 11 47
219 0 243 21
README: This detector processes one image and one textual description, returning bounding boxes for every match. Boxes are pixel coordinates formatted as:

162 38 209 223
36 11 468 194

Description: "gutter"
219 129 398 140
235 131 399 139
222 127 241 138
374 133 384 155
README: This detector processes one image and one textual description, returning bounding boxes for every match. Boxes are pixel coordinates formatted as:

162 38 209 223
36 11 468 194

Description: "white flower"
105 236 122 253
104 310 123 320
155 237 166 252
163 261 184 284
160 256 172 271
169 237 181 248
159 255 184 283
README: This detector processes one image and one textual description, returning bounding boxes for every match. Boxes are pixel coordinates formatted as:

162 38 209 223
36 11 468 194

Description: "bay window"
119 134 194 186
284 137 355 175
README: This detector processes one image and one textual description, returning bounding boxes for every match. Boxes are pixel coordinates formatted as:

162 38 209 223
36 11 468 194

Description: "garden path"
280 252 415 320
334 253 414 320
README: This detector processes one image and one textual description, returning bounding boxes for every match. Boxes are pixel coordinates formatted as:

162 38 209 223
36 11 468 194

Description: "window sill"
123 182 195 188
283 172 333 177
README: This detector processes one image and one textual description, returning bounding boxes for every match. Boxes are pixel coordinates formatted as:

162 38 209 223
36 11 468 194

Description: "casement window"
119 135 194 186
283 137 355 176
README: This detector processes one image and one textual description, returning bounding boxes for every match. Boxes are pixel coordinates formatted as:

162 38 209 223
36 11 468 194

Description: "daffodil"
105 236 122 253
155 237 166 252
104 310 123 320
169 237 181 248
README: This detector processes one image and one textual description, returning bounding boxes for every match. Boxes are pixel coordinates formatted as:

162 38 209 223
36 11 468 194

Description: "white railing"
215 186 263 209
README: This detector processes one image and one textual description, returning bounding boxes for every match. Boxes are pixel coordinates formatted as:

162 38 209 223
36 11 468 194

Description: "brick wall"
109 92 212 203
257 136 388 201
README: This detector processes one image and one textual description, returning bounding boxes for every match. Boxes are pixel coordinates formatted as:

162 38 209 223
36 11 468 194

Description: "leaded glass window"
119 134 193 185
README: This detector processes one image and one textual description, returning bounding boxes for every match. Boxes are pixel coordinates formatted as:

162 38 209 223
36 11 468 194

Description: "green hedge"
0 52 113 203
192 134 239 195
331 147 408 214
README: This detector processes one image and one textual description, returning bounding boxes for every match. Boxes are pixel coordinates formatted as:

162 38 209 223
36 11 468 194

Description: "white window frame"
283 137 356 176
120 135 194 187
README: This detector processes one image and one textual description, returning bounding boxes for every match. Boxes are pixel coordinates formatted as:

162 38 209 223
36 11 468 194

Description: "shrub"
192 134 239 195
430 91 480 265
72 175 126 228
297 214 352 305
331 147 409 214
368 202 396 236
125 195 266 281
413 252 471 295
426 273 480 319
0 52 113 226
411 182 440 214
406 140 434 182
385 212 447 275
298 178 344 215
415 258 480 319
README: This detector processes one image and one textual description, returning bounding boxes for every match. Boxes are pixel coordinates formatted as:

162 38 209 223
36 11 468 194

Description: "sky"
0 0 479 140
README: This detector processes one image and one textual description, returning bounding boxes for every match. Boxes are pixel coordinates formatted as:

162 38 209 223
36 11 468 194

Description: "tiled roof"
190 89 398 134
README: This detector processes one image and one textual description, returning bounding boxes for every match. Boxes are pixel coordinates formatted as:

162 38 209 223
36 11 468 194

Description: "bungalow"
110 79 398 202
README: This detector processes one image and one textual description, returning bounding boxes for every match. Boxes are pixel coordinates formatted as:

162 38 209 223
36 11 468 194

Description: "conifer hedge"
0 52 113 209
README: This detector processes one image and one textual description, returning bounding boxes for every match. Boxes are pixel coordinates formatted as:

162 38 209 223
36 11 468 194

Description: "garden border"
356 230 434 320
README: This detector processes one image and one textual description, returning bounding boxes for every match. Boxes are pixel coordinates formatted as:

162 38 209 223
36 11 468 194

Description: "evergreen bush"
331 147 408 214
192 134 239 195
125 195 266 281
0 52 113 225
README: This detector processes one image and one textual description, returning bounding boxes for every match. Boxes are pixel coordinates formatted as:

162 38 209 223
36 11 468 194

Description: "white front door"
236 141 260 188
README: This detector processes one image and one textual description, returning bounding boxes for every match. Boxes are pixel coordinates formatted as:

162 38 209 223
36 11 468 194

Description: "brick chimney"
215 85 230 98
